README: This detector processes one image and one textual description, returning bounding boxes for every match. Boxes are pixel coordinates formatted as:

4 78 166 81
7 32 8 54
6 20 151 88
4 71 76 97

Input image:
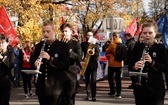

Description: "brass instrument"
129 40 149 85
80 37 97 76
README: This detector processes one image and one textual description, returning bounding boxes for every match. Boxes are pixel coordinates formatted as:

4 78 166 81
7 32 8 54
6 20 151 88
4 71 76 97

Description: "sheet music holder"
21 70 42 74
129 72 148 78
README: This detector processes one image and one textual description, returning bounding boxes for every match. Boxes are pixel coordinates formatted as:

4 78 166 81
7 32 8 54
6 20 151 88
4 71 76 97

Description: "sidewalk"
10 76 168 105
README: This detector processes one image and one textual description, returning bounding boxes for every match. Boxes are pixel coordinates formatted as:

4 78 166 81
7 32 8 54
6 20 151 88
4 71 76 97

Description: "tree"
0 0 70 42
148 0 166 20
70 0 144 39
0 0 146 42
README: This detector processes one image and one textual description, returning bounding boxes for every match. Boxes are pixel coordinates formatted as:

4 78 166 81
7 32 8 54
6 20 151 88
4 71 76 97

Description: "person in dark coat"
129 19 168 105
81 32 100 101
102 41 111 52
13 43 22 87
124 33 136 89
33 20 70 105
60 23 82 105
0 34 15 105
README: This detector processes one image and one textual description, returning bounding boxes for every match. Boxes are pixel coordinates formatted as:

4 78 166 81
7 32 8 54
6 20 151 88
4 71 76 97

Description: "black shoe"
92 97 96 101
17 84 22 87
29 90 33 96
114 94 122 99
108 92 115 96
85 92 90 100
128 85 134 89
75 90 79 93
77 83 81 87
85 96 89 100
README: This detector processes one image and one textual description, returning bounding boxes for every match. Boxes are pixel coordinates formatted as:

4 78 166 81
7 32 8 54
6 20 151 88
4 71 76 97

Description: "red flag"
61 17 65 24
135 24 143 36
0 6 19 47
125 18 137 37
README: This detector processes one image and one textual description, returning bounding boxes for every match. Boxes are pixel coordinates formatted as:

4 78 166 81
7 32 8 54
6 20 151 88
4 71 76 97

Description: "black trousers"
135 96 164 105
107 67 122 95
61 79 76 105
0 77 12 105
128 66 138 87
38 95 62 105
21 72 32 94
84 64 97 98
134 85 164 105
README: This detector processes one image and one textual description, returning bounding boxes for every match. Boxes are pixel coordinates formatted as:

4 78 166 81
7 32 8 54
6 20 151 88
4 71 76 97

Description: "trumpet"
129 40 149 86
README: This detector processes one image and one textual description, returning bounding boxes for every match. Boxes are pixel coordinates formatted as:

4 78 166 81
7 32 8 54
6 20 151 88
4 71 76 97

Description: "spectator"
106 32 124 99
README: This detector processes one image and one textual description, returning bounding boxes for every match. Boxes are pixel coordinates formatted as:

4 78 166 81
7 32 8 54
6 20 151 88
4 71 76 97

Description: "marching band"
0 15 168 105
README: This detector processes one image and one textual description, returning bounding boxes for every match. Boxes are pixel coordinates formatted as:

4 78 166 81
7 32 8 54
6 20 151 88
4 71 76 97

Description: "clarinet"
136 40 149 86
35 38 47 83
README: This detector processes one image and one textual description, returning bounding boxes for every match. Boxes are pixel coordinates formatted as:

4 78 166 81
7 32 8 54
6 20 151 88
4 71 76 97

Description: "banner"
0 6 19 47
61 17 65 24
135 24 143 36
125 18 137 37
157 14 168 49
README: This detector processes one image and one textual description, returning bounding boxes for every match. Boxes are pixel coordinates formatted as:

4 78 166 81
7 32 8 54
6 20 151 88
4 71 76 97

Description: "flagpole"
18 36 29 62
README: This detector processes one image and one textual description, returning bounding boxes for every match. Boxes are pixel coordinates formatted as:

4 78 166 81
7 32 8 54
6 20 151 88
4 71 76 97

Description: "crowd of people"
0 18 168 105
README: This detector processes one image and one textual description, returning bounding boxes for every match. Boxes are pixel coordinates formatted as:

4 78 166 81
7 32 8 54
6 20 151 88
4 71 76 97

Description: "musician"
33 20 70 105
0 34 15 105
60 23 82 105
81 32 100 101
129 19 168 105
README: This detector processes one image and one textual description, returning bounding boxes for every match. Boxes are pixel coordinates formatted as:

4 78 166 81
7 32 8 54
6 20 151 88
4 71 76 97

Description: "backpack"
114 43 127 61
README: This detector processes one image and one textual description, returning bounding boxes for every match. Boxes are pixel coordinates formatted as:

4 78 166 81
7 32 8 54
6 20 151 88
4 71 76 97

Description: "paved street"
10 75 168 105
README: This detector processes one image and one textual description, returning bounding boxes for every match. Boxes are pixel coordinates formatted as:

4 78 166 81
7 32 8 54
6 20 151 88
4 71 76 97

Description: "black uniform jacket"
81 41 100 69
129 42 168 98
33 40 70 96
0 45 14 87
64 39 82 80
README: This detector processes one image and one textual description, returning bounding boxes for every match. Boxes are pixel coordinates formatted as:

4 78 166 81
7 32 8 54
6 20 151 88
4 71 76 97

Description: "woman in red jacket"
21 41 33 98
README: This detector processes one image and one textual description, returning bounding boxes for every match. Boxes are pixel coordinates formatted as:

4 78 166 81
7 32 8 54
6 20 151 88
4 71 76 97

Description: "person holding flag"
0 5 18 105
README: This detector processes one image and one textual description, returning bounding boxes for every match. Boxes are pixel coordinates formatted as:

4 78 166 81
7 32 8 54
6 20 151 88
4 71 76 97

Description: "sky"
143 0 150 13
